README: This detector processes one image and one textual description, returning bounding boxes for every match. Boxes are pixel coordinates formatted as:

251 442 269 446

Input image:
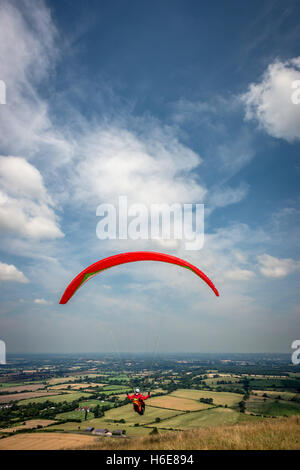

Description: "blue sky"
0 0 299 354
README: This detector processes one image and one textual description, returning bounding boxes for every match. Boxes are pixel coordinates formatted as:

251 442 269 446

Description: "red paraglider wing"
59 251 219 304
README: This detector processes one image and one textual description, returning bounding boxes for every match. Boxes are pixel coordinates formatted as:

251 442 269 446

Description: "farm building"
76 406 90 412
94 428 109 435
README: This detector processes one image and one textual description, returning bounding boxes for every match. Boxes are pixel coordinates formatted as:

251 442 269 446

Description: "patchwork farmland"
1 353 299 449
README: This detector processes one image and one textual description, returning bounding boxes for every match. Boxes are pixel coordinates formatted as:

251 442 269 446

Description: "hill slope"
79 415 300 450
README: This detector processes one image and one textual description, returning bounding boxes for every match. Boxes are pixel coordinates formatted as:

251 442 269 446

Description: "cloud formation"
257 253 300 278
0 156 63 240
0 261 28 283
225 268 255 281
34 298 51 305
241 57 300 142
0 0 72 161
73 127 206 207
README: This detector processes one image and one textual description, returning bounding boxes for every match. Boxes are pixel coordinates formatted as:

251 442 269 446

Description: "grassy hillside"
79 415 300 450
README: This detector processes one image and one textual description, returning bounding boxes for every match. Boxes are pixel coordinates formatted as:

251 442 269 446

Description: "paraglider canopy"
59 251 219 304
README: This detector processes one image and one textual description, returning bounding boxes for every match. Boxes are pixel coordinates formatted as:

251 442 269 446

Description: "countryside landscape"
0 353 300 450
1 0 300 458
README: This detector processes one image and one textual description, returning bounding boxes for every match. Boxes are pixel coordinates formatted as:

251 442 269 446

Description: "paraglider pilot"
127 388 150 415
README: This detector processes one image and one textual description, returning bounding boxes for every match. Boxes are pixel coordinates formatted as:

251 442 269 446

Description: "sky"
0 0 299 354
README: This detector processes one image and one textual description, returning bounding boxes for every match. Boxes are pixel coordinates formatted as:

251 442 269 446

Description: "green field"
15 383 300 441
247 397 300 417
50 402 180 430
47 419 155 437
154 407 241 430
27 389 248 437
79 400 114 408
170 389 242 407
55 410 95 421
253 390 297 400
102 385 129 391
205 376 241 385
18 392 93 405
107 375 130 382
247 377 300 391
94 389 128 396
102 403 180 425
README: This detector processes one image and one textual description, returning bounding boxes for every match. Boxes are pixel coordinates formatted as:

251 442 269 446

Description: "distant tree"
238 400 246 413
199 398 213 405
93 405 100 418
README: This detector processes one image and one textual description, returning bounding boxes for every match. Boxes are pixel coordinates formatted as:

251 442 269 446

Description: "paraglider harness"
133 397 145 415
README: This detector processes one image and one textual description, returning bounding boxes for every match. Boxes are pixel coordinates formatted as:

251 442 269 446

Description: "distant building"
94 428 109 435
92 428 125 437
76 406 90 412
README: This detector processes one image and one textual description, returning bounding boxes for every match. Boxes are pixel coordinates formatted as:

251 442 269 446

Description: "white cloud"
208 183 249 210
0 156 49 201
233 250 248 264
0 157 63 240
257 253 300 278
0 261 28 283
34 298 51 305
0 0 73 162
0 1 57 85
225 268 255 281
241 57 300 142
72 127 206 206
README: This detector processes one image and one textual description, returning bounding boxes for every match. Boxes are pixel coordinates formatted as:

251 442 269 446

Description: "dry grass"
0 432 98 450
80 415 300 450
47 377 80 385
